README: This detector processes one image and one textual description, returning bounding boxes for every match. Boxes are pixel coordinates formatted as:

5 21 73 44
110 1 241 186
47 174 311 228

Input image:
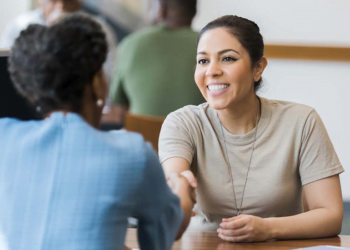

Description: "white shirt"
0 9 117 83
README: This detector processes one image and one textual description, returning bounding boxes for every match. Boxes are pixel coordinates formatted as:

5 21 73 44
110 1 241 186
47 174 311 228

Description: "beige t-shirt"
159 97 344 231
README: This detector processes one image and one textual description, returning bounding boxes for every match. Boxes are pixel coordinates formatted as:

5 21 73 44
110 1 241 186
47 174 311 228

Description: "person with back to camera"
0 13 195 250
159 15 344 242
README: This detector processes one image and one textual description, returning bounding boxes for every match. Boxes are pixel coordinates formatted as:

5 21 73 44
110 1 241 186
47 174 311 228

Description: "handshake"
168 170 197 205
167 170 198 239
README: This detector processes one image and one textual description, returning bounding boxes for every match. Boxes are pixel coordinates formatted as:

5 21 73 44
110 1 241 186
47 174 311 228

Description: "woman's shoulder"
265 98 315 118
167 102 210 121
0 117 39 133
103 129 147 151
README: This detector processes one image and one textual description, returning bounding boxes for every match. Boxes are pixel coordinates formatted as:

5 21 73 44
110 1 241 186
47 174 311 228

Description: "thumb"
181 170 197 188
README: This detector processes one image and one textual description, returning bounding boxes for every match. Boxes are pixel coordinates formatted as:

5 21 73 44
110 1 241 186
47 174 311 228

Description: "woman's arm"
163 157 197 239
167 172 196 239
218 175 343 242
162 157 197 192
162 157 191 178
135 145 195 249
266 175 343 239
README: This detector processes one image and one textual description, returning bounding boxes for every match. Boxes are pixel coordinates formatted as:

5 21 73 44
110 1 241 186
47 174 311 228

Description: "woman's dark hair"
197 15 264 91
8 13 107 114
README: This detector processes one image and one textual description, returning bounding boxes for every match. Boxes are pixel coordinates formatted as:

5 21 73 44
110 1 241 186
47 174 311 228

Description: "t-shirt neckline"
209 96 272 146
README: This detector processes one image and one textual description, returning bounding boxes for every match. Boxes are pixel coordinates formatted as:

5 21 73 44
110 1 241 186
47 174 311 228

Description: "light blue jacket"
0 112 183 250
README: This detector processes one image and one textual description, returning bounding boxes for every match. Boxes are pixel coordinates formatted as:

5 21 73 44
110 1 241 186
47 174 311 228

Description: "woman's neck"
217 94 260 135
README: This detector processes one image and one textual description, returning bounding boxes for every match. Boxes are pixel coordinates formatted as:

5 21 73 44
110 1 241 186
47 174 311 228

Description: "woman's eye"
198 59 208 64
223 57 236 62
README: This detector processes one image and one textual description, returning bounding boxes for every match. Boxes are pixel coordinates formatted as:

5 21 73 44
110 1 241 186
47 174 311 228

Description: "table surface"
126 229 350 250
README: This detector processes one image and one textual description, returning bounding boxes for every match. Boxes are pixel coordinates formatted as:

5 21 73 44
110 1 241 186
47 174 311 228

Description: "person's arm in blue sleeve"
133 143 194 250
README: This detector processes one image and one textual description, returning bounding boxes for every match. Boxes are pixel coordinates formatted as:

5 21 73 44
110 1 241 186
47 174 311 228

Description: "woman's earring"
96 99 104 107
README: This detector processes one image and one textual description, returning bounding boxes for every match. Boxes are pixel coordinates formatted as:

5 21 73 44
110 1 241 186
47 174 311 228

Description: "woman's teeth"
208 84 229 92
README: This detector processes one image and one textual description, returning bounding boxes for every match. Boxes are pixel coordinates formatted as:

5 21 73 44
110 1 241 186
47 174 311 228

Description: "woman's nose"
205 62 223 77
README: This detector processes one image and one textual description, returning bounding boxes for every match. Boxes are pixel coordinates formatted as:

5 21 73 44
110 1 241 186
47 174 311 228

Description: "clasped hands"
217 214 272 242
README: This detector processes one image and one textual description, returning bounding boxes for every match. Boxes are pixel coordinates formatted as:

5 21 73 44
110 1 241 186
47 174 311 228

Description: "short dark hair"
45 0 82 11
159 0 197 19
8 13 107 114
197 15 264 91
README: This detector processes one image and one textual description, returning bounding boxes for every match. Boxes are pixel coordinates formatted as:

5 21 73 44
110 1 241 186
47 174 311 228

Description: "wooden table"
126 229 350 249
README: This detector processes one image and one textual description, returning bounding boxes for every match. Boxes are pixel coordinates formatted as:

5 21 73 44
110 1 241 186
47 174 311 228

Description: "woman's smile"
207 83 230 96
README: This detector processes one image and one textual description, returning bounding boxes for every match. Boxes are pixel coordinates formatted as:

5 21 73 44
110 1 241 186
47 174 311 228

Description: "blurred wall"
194 0 350 200
193 0 350 46
0 0 31 36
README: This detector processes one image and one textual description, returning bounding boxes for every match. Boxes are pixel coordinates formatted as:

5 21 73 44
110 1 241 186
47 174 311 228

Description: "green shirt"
109 25 205 117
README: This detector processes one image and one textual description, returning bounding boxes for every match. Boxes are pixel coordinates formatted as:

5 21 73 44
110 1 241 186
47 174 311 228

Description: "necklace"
217 98 260 216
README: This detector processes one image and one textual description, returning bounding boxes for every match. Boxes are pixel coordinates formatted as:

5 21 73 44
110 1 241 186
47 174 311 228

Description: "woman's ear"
253 56 268 82
92 70 108 104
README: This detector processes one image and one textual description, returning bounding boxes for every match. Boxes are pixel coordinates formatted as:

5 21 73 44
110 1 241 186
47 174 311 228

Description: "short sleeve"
299 110 344 185
134 143 183 250
108 44 129 105
158 112 195 164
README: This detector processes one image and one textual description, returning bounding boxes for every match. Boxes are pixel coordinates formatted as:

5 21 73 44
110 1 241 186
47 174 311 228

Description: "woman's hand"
167 172 196 239
180 170 197 189
167 170 197 207
180 170 197 207
217 215 272 242
168 172 196 205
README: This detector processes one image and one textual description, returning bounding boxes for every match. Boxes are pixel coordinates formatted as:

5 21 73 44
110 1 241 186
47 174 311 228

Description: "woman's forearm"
176 196 194 240
168 172 195 240
265 208 343 240
162 158 191 179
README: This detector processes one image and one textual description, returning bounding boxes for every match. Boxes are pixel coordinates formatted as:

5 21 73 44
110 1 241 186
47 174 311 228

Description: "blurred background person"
0 0 117 84
83 0 158 34
108 0 204 123
0 14 195 250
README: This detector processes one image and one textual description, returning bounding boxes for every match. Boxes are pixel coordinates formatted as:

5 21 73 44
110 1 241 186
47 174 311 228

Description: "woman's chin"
207 100 230 111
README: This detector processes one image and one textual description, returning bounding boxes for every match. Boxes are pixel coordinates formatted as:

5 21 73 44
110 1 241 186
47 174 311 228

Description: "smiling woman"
159 15 344 243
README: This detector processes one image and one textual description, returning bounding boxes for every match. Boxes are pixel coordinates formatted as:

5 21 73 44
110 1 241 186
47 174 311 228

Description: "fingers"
168 172 185 193
181 170 197 188
168 171 197 204
220 216 246 230
218 215 269 242
180 170 197 203
217 221 251 242
218 233 250 242
217 226 247 237
217 215 249 242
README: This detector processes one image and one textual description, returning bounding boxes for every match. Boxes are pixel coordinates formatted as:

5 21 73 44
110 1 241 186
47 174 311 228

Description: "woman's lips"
207 84 230 96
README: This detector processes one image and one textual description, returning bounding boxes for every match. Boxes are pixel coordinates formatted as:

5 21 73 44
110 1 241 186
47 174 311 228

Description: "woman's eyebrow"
197 51 207 55
197 49 240 55
218 49 240 55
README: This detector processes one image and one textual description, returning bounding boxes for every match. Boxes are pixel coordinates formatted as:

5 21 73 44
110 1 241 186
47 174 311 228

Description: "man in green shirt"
109 0 204 119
